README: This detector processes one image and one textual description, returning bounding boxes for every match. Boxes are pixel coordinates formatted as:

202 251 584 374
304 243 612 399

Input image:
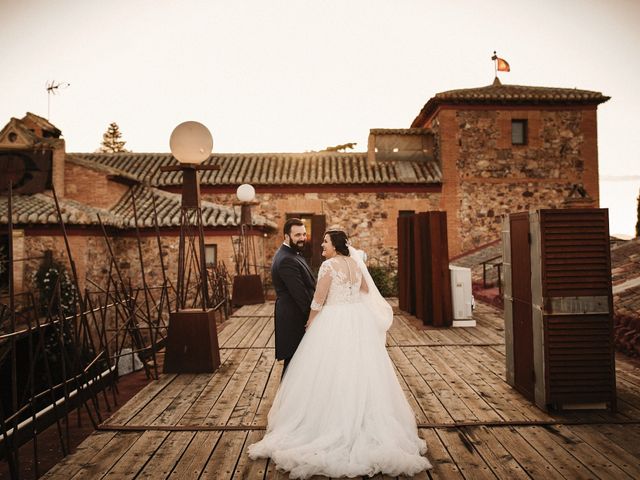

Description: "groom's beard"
290 240 306 253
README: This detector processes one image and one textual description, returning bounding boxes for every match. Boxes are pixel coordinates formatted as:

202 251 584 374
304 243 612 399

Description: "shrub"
368 266 398 297
34 260 77 318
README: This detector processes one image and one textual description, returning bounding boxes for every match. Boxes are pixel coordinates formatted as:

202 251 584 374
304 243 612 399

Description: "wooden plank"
570 425 640 478
540 424 635 479
397 347 456 423
103 373 178 425
437 345 523 422
512 426 597 479
254 357 283 426
594 424 640 458
237 316 271 348
232 304 261 317
233 430 270 479
486 426 567 479
203 348 263 426
40 431 118 478
388 315 423 346
408 347 478 423
228 349 273 426
415 428 462 479
66 431 142 480
386 346 438 424
152 373 215 426
134 431 195 479
251 316 275 348
128 374 197 426
442 345 551 422
461 426 530 479
200 430 249 478
434 428 497 480
222 316 260 348
217 315 252 345
178 349 249 426
167 431 222 478
418 348 502 423
102 430 169 478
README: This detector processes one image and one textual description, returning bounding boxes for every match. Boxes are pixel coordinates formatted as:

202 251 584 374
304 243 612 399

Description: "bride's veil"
348 245 393 340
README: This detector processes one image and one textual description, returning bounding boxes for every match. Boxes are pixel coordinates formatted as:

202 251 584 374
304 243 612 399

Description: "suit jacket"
271 244 317 359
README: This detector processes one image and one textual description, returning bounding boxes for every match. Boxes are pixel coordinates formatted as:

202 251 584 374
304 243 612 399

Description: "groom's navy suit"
271 244 316 363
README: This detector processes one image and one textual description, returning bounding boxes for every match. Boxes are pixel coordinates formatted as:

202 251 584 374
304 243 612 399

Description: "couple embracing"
248 218 432 478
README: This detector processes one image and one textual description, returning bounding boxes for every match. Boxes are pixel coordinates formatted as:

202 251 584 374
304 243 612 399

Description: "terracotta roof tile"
69 152 441 187
1 186 276 231
412 80 610 127
0 193 123 227
110 185 276 229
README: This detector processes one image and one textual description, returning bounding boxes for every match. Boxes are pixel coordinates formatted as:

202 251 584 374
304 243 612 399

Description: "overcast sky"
1 0 639 234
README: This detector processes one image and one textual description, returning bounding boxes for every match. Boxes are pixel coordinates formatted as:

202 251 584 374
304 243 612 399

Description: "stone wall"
19 231 254 296
201 190 442 267
441 107 596 253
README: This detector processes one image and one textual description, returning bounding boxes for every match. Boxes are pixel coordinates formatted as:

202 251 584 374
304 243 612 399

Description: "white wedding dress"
248 249 431 478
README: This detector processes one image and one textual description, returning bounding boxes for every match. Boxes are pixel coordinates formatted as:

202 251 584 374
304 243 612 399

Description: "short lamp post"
161 121 221 373
231 183 265 305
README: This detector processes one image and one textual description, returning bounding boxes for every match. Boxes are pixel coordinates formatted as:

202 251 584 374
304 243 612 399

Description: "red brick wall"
425 105 602 256
64 162 128 209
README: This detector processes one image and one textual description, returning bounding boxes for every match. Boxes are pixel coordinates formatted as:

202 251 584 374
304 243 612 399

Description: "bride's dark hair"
325 230 350 256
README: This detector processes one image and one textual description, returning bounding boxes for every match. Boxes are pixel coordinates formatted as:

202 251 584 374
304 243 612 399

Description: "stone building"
411 77 609 254
0 114 276 294
1 78 610 294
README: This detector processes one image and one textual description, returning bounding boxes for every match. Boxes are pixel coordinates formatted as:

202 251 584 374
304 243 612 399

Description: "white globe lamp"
236 183 256 203
169 121 213 164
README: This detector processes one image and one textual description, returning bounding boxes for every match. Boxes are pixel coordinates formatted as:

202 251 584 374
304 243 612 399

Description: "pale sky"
1 0 639 234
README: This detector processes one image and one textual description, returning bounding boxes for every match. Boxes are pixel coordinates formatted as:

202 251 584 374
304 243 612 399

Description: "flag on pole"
491 51 511 73
497 57 510 72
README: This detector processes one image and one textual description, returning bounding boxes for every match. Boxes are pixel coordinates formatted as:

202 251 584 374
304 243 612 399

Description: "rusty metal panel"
509 212 535 402
429 211 453 327
539 209 611 298
413 213 428 320
537 208 615 410
397 216 415 314
502 216 515 386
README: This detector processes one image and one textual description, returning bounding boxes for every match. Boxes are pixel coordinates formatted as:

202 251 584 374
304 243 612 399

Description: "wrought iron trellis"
0 184 232 479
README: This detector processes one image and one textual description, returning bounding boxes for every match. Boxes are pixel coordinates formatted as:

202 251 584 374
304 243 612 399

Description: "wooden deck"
42 301 640 479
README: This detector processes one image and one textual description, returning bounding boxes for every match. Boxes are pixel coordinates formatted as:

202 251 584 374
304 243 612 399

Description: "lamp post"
231 183 265 305
161 121 221 373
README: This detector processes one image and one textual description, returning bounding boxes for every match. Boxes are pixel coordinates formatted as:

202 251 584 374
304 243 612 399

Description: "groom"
271 218 316 376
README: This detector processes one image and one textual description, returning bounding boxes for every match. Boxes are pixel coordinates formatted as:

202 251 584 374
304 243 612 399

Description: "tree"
99 122 129 153
323 142 357 152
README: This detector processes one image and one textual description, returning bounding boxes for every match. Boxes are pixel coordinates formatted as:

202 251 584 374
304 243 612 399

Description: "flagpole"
492 51 498 78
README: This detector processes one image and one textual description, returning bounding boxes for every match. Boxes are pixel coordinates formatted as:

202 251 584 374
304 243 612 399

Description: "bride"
248 230 431 478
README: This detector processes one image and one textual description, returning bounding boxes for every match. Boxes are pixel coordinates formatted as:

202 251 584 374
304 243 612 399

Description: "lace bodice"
310 256 366 311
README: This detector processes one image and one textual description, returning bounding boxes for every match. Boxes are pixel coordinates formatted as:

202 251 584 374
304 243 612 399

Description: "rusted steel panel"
397 216 415 314
507 208 616 411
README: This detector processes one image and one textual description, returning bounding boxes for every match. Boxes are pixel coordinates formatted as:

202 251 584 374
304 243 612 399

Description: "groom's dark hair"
283 218 304 236
325 230 350 256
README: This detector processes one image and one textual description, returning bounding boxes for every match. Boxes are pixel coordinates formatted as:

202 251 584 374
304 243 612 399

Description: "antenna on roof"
45 80 70 120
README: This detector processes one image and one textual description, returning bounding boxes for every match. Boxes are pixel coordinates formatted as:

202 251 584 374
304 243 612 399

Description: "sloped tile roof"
611 238 640 286
1 187 276 230
110 185 276 229
68 152 442 187
369 128 432 135
412 79 610 127
0 193 123 227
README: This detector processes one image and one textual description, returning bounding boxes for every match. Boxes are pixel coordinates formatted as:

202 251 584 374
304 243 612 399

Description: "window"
205 244 217 267
399 210 415 217
511 119 527 145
